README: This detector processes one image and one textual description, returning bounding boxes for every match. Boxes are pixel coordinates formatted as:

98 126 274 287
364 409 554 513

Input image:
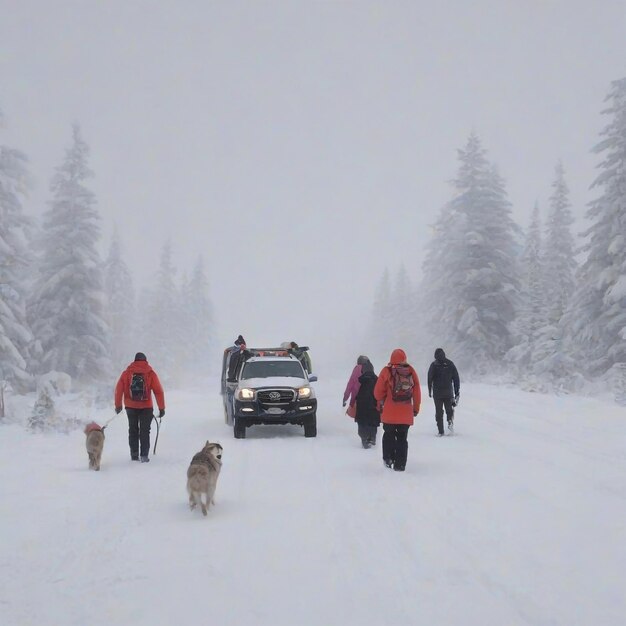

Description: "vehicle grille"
257 389 296 405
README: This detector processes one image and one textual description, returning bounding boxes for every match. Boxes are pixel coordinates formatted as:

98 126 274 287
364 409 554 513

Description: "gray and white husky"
186 441 223 516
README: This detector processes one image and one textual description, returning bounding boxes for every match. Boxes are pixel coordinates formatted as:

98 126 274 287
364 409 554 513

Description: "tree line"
368 77 626 394
0 119 215 398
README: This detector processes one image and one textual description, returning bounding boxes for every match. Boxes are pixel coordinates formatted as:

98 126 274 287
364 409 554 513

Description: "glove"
413 407 419 417
159 409 165 418
115 406 122 414
428 392 432 398
342 400 346 407
453 393 459 407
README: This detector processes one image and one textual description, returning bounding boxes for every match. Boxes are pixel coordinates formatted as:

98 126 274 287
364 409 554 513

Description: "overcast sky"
1 0 625 364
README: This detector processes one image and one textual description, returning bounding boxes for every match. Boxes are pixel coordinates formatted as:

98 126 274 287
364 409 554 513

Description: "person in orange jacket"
374 348 421 471
114 352 165 463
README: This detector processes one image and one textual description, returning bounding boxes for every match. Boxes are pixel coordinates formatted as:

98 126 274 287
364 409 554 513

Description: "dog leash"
101 412 122 431
153 416 162 455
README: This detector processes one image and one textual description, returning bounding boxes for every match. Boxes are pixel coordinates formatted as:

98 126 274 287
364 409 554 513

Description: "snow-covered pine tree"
143 242 185 383
422 134 520 375
29 125 110 384
507 203 545 380
543 162 577 325
390 264 414 349
369 268 393 359
103 229 135 373
563 78 626 378
529 164 579 390
182 256 215 376
0 108 34 392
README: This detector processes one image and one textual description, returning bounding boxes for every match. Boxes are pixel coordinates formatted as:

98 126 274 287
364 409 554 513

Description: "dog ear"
205 440 210 447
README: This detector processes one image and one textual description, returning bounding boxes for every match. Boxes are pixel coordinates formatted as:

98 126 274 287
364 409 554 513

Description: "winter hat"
434 348 446 362
134 352 147 361
361 360 374 374
357 355 369 365
234 335 246 346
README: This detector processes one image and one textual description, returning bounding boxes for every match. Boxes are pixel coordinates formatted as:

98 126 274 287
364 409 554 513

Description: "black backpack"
130 373 147 401
390 365 414 403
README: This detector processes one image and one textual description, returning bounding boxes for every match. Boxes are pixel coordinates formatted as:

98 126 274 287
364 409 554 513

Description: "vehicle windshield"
241 360 305 380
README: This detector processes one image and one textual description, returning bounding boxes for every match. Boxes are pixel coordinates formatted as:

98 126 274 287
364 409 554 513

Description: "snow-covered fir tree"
528 164 579 390
181 256 214 376
390 264 414 349
29 125 110 384
143 242 185 383
507 203 545 378
369 268 393 358
103 229 135 372
563 78 626 378
0 108 34 392
543 162 577 325
422 134 520 375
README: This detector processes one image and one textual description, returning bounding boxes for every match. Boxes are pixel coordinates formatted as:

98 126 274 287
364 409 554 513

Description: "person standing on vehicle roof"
114 352 165 463
427 348 460 436
289 342 312 374
227 335 250 382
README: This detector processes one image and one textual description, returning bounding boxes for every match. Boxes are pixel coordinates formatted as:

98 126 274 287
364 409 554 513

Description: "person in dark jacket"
427 348 460 436
115 352 165 462
227 335 251 382
354 360 380 448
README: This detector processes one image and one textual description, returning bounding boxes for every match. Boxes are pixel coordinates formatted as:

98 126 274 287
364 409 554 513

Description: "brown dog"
84 422 105 471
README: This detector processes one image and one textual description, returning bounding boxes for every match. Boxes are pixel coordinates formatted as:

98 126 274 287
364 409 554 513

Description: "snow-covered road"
1 380 625 626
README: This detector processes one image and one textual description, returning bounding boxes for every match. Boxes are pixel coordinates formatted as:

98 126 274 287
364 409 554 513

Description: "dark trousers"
127 407 154 458
434 397 454 434
357 424 378 445
382 424 410 469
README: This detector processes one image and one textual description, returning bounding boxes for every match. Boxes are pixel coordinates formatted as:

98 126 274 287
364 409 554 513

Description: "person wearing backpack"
114 352 165 463
427 348 460 436
374 349 421 471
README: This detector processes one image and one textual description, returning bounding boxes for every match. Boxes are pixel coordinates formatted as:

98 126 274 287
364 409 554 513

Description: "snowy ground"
1 378 625 626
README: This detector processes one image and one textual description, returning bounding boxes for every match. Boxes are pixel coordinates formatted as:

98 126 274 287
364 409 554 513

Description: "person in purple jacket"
343 355 370 410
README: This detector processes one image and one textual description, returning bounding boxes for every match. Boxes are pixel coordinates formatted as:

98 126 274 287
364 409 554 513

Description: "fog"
2 0 625 367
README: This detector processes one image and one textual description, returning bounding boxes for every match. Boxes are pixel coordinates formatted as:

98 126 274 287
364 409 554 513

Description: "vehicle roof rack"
247 347 292 357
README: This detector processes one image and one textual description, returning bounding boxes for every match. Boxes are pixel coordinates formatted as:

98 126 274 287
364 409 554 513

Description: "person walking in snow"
427 348 460 436
374 349 421 471
354 359 380 448
343 355 370 412
115 352 165 463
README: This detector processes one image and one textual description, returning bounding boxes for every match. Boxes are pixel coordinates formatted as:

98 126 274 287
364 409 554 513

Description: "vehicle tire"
223 402 231 425
304 415 317 438
234 419 246 439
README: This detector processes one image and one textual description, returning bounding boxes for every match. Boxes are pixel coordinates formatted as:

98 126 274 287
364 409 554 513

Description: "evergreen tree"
422 134 520 375
390 264 413 349
103 229 135 372
144 242 184 383
543 161 577 325
563 78 626 378
29 125 110 383
507 203 545 377
369 268 393 358
0 108 34 392
183 256 215 375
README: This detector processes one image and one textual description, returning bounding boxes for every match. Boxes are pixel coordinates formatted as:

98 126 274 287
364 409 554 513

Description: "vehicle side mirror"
308 375 318 383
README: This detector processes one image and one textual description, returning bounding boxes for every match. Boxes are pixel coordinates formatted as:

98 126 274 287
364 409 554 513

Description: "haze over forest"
2 0 626 370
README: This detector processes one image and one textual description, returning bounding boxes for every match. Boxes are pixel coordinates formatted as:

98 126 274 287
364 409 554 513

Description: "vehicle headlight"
238 388 255 400
298 387 312 399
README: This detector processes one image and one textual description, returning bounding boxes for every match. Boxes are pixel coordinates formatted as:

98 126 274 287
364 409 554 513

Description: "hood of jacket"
434 348 446 363
389 349 407 365
125 360 154 375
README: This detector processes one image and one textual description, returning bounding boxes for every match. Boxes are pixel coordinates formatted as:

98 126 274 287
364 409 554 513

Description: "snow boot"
140 456 150 463
448 420 454 434
384 458 394 469
131 455 139 461
393 465 405 472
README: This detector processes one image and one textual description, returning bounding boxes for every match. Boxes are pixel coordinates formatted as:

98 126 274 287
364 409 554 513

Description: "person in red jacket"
114 352 165 463
374 348 421 472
